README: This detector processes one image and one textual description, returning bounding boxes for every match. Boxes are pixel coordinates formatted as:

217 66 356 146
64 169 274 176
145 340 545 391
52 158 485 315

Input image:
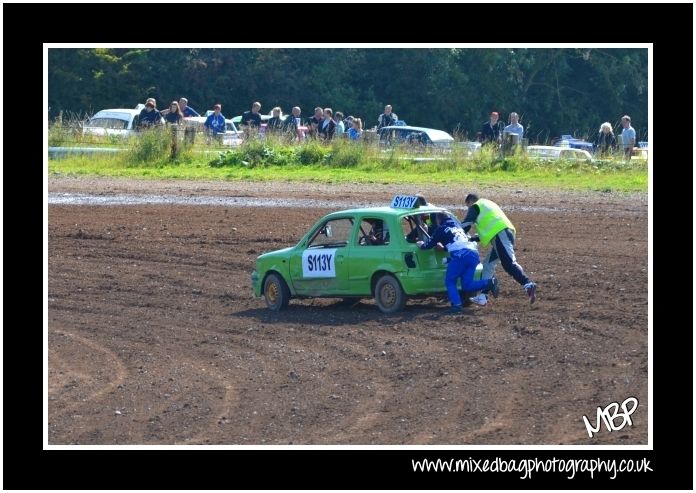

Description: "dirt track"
48 177 648 444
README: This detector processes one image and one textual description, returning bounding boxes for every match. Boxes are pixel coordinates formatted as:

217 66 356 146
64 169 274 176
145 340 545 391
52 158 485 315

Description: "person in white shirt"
334 111 346 136
503 112 524 137
620 115 636 160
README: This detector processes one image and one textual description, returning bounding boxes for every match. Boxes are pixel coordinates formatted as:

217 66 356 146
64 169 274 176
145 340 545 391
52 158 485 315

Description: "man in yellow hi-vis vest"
461 193 537 304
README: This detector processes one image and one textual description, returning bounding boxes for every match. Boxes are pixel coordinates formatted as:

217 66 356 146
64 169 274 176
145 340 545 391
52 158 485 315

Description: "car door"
408 212 450 288
347 216 392 294
288 217 354 296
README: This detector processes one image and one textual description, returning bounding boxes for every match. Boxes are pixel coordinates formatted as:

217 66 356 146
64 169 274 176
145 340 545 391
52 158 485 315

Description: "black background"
10 1 692 490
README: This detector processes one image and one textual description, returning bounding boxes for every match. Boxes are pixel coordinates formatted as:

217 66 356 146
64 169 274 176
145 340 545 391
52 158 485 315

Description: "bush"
296 141 329 165
209 140 295 168
210 149 243 167
328 140 365 168
126 127 170 163
48 124 68 147
497 158 519 171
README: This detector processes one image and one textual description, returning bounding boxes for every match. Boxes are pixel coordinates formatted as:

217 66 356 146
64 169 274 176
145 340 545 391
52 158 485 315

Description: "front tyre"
374 274 406 313
263 273 290 311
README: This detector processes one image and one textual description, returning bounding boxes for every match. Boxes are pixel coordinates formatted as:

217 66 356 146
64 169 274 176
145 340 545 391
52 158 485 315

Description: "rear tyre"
263 273 290 311
374 275 406 313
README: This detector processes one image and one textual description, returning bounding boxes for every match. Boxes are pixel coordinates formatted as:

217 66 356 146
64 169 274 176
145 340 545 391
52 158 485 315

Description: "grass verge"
48 132 648 192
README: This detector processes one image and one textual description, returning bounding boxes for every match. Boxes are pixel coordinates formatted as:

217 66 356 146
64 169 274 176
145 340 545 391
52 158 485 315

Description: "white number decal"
302 248 337 278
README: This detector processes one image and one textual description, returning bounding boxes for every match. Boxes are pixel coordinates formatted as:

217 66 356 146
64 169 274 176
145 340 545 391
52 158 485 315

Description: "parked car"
251 194 483 313
230 112 313 140
455 141 482 156
527 145 593 162
378 126 454 150
631 146 649 160
185 115 243 146
554 134 594 152
82 105 148 137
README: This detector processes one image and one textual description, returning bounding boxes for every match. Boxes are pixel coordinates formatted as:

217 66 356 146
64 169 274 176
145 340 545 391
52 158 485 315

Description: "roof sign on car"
390 195 423 209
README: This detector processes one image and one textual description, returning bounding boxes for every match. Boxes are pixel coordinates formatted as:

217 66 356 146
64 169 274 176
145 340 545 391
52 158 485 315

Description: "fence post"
170 125 180 159
184 124 195 146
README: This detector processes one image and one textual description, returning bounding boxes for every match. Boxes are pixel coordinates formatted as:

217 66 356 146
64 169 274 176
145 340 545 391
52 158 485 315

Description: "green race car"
251 195 483 313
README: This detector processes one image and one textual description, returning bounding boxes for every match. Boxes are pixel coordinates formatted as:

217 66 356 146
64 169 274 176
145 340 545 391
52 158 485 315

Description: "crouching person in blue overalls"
417 213 499 314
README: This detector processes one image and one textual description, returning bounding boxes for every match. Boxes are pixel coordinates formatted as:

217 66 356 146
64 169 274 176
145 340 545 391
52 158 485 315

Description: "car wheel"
263 273 290 311
374 274 406 313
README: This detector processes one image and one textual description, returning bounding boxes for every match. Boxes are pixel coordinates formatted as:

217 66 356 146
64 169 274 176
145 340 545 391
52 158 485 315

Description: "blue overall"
420 217 489 307
445 248 489 306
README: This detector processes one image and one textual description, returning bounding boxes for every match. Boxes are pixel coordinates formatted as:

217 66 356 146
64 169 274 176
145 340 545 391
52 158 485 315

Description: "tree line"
48 48 648 142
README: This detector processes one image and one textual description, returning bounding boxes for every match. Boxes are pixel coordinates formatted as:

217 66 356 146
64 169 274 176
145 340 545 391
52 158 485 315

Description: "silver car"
526 145 593 162
378 125 454 150
82 105 159 137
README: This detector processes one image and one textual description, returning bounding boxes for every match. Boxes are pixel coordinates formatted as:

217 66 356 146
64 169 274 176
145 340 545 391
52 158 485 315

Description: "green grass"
48 131 648 192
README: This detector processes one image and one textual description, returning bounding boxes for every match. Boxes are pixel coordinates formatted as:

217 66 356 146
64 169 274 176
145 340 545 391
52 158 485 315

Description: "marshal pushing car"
251 195 483 313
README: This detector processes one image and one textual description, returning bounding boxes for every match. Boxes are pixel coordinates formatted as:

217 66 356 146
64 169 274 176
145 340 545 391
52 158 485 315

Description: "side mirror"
324 225 333 238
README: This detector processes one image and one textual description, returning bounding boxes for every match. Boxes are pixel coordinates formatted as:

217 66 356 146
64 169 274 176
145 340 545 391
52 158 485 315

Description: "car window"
529 148 558 159
358 218 390 246
407 132 427 146
308 218 354 249
87 118 128 130
402 215 431 243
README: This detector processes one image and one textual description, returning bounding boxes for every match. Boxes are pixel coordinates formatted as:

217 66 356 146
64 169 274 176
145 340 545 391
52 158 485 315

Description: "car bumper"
251 270 261 297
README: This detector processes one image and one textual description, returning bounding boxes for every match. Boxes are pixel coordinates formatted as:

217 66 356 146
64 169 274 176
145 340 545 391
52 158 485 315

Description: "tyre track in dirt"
48 330 128 443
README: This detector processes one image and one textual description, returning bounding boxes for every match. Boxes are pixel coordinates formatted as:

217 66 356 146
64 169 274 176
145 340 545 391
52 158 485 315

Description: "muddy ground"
48 178 648 444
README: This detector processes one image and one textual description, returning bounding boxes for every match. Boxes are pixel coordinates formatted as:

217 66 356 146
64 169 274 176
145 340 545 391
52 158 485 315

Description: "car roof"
529 145 586 151
527 145 561 151
230 114 280 123
91 109 141 119
321 205 449 219
379 126 454 142
185 116 236 124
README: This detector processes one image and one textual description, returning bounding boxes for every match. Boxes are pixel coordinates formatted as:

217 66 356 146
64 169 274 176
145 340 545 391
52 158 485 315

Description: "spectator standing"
178 97 200 117
619 115 636 160
266 106 284 135
348 118 363 140
480 111 503 144
595 122 617 157
204 104 226 141
503 112 524 138
164 101 184 124
334 111 346 136
318 108 336 141
306 107 324 139
283 106 303 140
343 115 355 131
377 104 398 129
241 101 262 129
138 99 162 128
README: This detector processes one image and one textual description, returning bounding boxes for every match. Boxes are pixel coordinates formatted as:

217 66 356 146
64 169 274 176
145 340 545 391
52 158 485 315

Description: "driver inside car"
366 219 389 246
